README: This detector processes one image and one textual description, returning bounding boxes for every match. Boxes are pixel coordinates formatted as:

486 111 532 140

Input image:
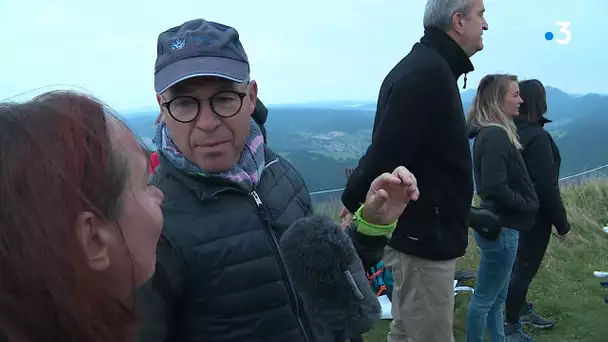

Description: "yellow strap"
354 204 397 236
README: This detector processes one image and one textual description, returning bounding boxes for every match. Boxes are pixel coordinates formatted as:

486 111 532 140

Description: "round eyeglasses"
161 91 247 123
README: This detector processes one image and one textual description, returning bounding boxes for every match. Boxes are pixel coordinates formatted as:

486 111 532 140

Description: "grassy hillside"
315 180 608 341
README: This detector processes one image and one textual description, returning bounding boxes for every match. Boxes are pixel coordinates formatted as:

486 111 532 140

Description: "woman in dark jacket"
465 74 539 342
505 79 571 332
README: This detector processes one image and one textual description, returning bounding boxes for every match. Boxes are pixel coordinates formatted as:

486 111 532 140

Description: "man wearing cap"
135 18 418 342
134 18 318 342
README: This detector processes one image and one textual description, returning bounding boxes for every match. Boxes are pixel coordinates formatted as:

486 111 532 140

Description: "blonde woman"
465 74 539 342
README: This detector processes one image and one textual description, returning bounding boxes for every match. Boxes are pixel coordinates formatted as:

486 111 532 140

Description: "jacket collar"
419 27 474 86
515 116 552 129
539 117 552 126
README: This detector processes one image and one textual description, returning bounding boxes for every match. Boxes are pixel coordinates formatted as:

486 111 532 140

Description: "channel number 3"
555 21 572 45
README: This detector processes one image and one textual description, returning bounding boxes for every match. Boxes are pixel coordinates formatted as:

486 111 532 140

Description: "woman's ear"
74 211 113 272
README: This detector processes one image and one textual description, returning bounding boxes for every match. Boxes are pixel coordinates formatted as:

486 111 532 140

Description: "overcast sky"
0 0 605 112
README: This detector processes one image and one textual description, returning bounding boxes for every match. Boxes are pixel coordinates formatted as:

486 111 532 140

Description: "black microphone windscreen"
279 214 381 341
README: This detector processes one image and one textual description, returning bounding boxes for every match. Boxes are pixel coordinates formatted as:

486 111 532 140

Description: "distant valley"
124 86 608 200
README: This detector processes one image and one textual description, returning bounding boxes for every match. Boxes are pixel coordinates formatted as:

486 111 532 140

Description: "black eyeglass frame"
161 90 248 123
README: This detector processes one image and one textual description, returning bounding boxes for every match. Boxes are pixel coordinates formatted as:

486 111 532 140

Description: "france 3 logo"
545 21 572 45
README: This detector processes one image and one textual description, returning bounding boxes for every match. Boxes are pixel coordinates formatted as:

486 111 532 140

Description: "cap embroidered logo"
170 38 186 50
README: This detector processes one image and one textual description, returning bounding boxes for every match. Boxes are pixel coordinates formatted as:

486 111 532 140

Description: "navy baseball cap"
154 19 250 94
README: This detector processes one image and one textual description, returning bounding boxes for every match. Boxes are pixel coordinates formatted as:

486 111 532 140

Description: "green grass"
316 180 608 341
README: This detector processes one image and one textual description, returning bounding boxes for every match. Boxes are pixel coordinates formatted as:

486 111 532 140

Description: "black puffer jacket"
136 147 316 342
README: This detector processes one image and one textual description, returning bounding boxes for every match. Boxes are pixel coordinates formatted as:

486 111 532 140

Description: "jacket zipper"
250 190 312 342
210 157 311 341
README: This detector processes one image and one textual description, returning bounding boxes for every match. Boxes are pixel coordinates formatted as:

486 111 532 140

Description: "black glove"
344 223 390 270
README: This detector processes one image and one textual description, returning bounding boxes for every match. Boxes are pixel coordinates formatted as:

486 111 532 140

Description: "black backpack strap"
252 98 268 144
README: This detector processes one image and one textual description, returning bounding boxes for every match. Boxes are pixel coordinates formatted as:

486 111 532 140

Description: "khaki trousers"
383 246 457 342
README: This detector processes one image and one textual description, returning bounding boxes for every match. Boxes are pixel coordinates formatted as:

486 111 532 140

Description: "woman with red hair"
0 91 164 341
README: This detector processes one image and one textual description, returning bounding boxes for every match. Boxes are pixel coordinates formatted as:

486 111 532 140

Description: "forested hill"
124 86 608 197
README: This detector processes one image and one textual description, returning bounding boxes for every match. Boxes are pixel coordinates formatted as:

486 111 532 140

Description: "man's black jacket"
136 148 317 342
136 146 389 342
342 27 475 261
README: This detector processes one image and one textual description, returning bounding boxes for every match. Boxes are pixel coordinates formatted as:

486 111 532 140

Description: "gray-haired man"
135 18 317 342
341 0 488 341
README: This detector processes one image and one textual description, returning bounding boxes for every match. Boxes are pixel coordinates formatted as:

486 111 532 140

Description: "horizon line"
119 85 608 114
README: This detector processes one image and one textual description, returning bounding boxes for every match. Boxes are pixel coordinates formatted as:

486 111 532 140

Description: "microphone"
279 214 381 342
